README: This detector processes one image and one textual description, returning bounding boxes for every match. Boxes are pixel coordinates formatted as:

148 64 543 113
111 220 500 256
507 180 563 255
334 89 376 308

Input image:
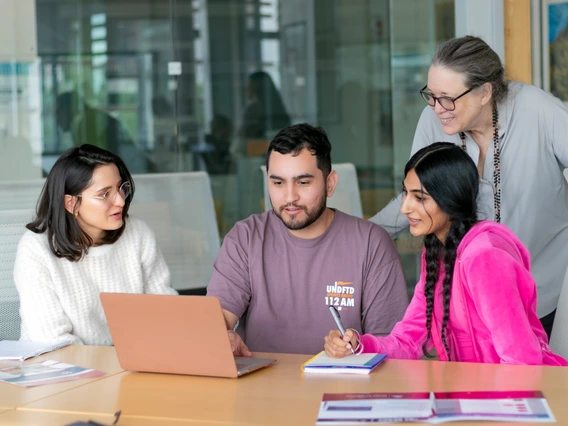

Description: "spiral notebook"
0 340 72 362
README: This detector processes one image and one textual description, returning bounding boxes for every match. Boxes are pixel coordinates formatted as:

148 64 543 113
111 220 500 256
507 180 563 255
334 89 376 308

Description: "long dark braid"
440 218 476 359
422 218 475 360
423 234 441 345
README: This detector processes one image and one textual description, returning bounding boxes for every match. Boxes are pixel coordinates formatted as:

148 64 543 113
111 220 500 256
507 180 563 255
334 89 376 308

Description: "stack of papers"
302 352 387 374
316 390 555 424
0 340 71 362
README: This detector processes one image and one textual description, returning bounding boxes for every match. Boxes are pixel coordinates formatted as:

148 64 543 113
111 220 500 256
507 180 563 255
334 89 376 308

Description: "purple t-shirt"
207 210 409 354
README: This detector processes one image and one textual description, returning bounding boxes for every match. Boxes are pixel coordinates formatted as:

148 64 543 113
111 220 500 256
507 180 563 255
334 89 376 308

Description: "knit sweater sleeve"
135 219 177 295
13 232 82 345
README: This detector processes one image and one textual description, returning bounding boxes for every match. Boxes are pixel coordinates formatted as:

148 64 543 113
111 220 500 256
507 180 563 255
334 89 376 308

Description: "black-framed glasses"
78 181 131 204
419 85 476 111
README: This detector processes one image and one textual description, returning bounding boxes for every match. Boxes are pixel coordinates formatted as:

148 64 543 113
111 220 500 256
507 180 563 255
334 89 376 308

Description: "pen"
328 305 355 354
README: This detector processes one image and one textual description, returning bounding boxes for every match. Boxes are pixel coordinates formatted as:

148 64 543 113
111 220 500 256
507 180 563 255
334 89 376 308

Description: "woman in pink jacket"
325 142 567 365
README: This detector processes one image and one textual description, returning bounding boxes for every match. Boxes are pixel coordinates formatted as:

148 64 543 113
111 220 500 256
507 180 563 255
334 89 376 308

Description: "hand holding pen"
328 305 354 354
327 305 360 357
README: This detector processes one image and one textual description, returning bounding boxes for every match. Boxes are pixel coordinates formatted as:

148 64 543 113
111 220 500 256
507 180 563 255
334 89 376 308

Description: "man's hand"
228 330 252 357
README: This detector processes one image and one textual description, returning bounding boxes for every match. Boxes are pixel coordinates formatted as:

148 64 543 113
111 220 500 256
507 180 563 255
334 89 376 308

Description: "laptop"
100 293 276 378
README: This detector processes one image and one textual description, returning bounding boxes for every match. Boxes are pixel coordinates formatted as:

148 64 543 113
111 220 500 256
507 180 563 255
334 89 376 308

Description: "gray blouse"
371 82 568 317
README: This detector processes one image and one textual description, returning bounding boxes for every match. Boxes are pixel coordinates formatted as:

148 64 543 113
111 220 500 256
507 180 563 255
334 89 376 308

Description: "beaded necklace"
459 106 501 223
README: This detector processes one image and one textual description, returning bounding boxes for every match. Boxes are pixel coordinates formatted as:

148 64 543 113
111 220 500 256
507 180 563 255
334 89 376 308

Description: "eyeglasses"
78 181 131 204
419 85 476 111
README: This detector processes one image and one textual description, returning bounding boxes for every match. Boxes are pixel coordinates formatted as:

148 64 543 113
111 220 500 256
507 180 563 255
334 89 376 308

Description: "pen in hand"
328 305 355 354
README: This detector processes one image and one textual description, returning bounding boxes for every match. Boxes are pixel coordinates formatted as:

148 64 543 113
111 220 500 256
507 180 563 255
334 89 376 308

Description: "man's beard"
275 194 327 231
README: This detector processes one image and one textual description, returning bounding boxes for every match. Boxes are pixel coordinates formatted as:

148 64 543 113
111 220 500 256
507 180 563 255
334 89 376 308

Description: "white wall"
454 0 505 62
0 0 37 61
0 0 42 181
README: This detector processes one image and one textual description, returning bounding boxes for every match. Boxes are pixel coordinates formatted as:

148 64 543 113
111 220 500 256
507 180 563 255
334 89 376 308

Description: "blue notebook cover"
302 352 387 374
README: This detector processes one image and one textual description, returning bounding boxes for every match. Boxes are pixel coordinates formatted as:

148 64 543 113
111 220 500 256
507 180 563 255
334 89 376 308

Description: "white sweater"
14 216 177 345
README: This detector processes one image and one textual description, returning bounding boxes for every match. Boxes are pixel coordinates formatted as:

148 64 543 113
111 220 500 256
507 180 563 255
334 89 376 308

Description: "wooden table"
0 409 206 425
0 345 123 411
10 347 568 425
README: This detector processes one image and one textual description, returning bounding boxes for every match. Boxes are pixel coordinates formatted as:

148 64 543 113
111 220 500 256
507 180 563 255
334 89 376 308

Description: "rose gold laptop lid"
100 293 276 378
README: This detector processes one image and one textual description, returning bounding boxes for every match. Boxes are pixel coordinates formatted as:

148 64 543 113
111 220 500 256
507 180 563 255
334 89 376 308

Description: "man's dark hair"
27 144 134 262
266 123 332 177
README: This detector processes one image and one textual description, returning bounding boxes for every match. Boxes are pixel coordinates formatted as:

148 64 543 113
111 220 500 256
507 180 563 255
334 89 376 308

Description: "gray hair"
432 36 509 105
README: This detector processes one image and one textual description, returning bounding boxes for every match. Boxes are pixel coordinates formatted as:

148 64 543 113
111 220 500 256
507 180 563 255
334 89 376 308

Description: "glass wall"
2 0 454 288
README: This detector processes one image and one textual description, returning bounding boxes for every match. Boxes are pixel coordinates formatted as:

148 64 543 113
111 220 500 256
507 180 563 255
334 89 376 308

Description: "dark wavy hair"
27 144 135 262
267 123 332 178
432 35 509 106
404 142 479 360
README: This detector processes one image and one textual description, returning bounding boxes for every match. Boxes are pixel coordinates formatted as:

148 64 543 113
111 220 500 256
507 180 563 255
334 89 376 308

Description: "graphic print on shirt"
325 281 355 311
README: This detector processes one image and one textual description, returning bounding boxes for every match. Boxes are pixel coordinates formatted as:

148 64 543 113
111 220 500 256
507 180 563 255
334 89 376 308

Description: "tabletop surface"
12 347 568 426
0 409 207 426
0 345 123 410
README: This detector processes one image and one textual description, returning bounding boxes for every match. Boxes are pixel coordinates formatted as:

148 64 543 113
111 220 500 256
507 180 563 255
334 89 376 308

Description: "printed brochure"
0 359 105 387
316 390 555 424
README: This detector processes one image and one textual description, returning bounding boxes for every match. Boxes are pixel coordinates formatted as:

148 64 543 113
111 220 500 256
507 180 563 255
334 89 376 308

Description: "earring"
74 211 78 218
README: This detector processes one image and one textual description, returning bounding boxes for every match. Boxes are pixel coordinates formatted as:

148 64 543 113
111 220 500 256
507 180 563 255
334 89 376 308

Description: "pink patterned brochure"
316 390 555 424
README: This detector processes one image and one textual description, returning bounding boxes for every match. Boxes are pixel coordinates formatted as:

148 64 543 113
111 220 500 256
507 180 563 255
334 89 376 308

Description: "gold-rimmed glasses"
77 181 131 204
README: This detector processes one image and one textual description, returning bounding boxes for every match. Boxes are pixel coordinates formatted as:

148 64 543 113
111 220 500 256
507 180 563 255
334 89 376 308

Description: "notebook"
301 352 387 374
100 293 276 378
0 340 71 362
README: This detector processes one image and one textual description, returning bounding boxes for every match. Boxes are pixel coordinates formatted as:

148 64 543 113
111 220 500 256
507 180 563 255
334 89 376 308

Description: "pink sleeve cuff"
359 333 381 353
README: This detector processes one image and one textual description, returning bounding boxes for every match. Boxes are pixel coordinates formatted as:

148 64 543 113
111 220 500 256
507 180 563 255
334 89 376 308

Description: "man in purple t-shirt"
207 123 408 355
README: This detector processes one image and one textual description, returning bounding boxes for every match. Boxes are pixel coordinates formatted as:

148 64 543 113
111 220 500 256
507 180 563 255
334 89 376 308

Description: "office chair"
0 209 34 340
0 179 44 211
130 172 221 292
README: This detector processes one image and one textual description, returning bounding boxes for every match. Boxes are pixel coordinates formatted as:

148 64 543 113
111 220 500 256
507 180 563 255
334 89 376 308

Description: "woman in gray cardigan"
371 35 568 338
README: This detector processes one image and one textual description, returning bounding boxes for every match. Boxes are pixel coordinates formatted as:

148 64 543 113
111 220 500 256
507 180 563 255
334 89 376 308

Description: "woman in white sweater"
14 144 177 345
